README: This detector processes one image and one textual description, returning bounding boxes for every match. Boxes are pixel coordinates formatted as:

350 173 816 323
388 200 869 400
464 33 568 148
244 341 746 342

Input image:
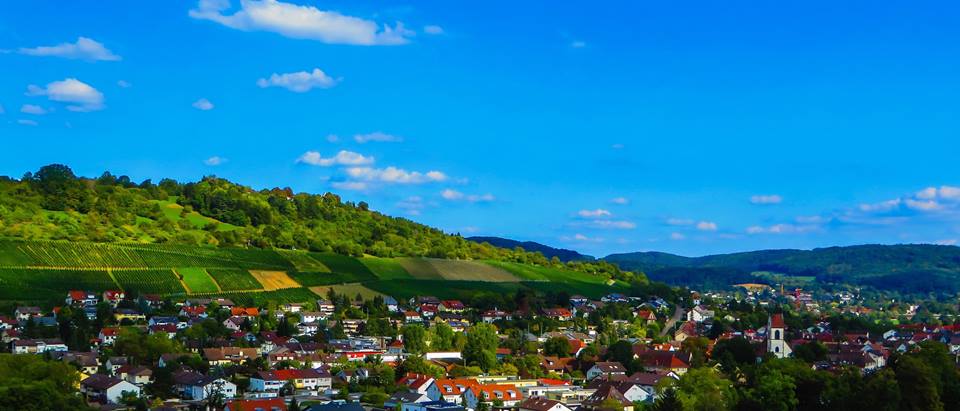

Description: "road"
659 305 686 337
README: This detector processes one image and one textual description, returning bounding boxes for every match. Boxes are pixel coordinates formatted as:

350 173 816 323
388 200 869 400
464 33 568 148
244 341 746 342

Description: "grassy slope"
0 239 623 305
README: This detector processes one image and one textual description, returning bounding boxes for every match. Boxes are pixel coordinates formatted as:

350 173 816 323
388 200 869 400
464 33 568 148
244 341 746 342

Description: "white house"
81 375 141 404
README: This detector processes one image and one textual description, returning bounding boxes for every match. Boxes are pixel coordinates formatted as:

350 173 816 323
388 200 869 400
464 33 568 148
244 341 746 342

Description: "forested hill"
606 244 960 293
0 164 639 283
467 236 594 262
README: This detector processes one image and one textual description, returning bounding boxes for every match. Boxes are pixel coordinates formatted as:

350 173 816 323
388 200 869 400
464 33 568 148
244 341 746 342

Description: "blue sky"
2 1 960 257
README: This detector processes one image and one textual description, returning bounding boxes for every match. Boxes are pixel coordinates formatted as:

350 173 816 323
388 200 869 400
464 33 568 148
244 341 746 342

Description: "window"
774 330 781 340
775 346 780 353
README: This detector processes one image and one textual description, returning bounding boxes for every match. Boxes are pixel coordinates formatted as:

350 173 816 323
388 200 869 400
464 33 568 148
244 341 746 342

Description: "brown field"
249 270 300 290
401 258 521 282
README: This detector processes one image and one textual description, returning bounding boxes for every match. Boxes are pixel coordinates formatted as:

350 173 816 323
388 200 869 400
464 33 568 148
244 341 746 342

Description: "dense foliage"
607 244 960 293
0 165 638 282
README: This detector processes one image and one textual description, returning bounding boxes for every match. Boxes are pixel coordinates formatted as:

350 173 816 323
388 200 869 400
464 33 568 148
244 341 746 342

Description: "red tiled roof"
770 313 786 328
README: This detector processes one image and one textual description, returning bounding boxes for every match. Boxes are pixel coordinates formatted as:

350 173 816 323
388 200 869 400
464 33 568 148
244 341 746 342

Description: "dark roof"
82 374 123 390
307 402 365 411
583 385 631 407
520 397 564 411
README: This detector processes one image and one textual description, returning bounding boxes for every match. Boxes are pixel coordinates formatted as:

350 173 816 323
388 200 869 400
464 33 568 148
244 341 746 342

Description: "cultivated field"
207 269 264 291
309 283 384 300
249 270 300 290
360 257 413 280
175 267 220 293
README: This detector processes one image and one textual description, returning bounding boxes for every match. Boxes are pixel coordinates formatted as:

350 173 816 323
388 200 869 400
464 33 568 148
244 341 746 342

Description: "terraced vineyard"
0 239 626 305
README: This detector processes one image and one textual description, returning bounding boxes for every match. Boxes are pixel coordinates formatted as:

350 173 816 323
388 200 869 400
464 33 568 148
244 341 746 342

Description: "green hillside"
606 244 960 293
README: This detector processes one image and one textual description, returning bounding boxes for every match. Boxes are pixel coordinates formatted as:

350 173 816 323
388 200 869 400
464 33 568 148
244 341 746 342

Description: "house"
99 327 120 345
440 300 467 313
403 400 465 411
106 357 129 375
481 309 512 323
674 321 698 342
687 306 715 323
180 305 207 318
300 311 324 323
435 378 480 403
463 384 523 408
231 307 260 318
601 293 629 303
123 366 154 386
519 397 573 411
402 373 441 401
203 347 259 366
149 324 178 338
224 316 246 331
634 309 657 325
102 290 125 306
11 338 67 354
385 391 432 410
384 296 400 312
570 295 590 306
66 290 98 306
586 361 627 380
250 369 331 392
634 351 689 376
308 402 367 411
113 309 146 323
225 398 287 411
14 306 42 322
175 372 237 400
81 374 141 404
587 381 653 403
60 352 100 375
582 384 634 411
405 311 424 323
540 356 575 375
541 308 573 322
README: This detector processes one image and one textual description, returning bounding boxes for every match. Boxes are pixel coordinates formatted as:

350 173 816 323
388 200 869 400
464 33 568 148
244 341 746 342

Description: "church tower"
766 313 791 358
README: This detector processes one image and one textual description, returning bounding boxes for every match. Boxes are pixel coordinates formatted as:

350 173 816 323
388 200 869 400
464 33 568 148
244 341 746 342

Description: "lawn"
175 267 220 293
360 257 413 280
154 199 238 231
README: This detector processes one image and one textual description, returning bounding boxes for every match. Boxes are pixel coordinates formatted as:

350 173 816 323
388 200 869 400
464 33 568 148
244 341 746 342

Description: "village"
2 284 958 411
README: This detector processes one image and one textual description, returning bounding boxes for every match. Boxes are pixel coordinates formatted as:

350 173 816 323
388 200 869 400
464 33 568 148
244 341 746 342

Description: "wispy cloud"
331 181 368 191
257 68 339 92
670 232 685 240
344 166 446 184
562 233 603 243
17 119 38 126
117 80 132 88
20 104 47 115
354 131 402 144
578 209 611 218
204 156 227 166
585 220 636 230
26 78 104 112
297 150 374 167
666 218 694 226
19 37 120 61
750 194 782 205
423 25 444 35
441 189 495 203
610 197 629 205
189 0 414 45
696 221 718 231
192 98 214 110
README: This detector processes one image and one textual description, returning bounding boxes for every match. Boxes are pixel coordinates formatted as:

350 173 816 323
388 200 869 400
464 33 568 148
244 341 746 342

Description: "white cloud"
345 166 447 184
588 220 636 230
331 181 368 191
297 150 374 167
192 98 214 110
257 68 339 92
610 197 629 205
750 194 782 205
189 0 413 45
570 40 586 48
423 25 444 35
666 218 694 226
204 156 227 166
26 78 104 112
578 209 611 218
20 104 47 115
696 221 718 231
935 239 958 246
563 233 603 243
117 80 132 88
326 134 339 143
670 232 685 240
746 223 818 235
19 37 120 61
441 189 494 203
17 119 38 126
858 198 901 213
354 131 402 144
396 196 425 215
905 199 942 211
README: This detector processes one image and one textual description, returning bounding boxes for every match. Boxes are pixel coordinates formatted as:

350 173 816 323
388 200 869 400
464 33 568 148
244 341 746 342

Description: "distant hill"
468 236 594 262
605 244 960 294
